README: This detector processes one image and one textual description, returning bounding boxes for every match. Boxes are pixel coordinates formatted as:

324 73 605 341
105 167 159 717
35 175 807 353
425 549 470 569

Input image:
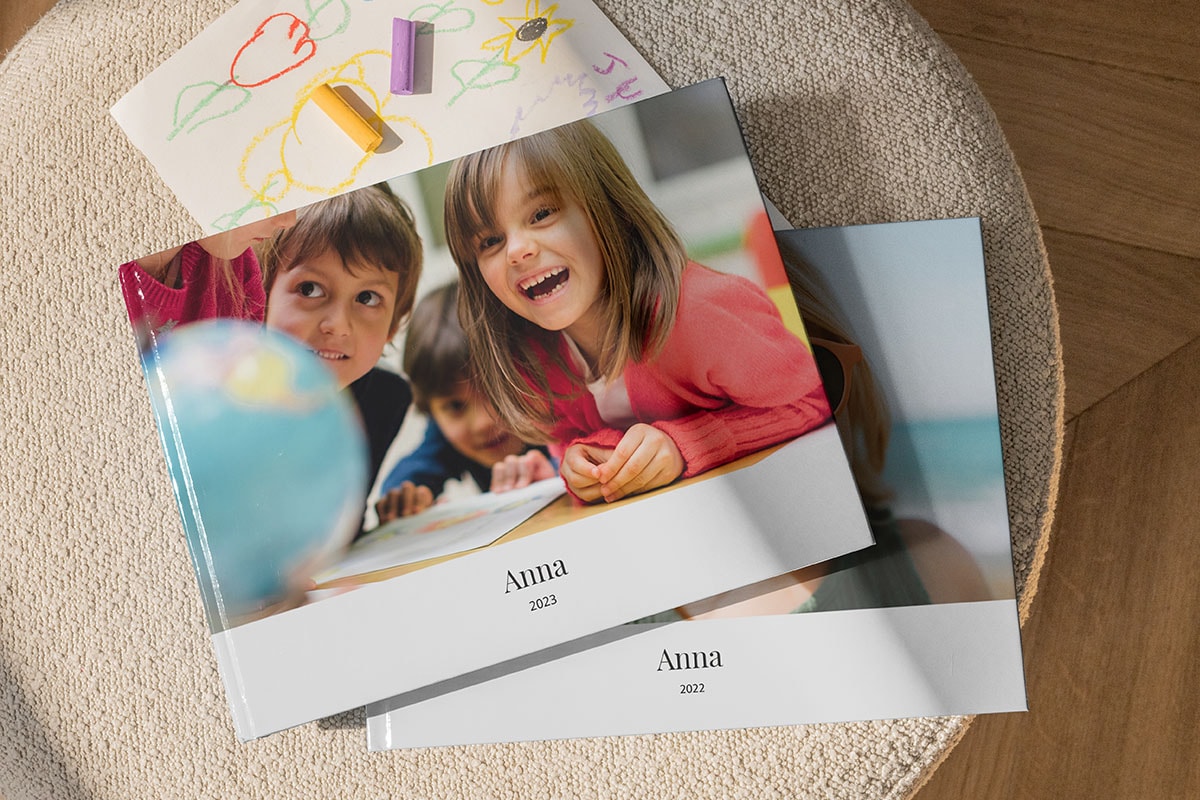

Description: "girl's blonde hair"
444 120 687 440
776 237 893 508
258 182 423 336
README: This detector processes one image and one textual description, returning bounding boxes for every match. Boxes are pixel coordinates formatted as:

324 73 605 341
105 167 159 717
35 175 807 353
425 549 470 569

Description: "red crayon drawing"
230 13 318 88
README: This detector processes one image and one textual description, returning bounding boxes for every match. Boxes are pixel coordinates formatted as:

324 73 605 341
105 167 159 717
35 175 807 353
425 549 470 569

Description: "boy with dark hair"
375 282 555 523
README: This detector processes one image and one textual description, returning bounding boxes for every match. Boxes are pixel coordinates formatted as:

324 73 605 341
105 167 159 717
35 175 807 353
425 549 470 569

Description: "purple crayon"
390 18 416 95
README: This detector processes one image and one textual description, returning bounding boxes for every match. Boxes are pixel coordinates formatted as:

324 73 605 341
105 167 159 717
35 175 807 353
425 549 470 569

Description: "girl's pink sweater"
118 241 265 335
539 263 832 480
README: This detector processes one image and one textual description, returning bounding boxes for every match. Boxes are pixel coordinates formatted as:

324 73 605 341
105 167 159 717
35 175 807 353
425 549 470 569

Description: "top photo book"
119 78 873 740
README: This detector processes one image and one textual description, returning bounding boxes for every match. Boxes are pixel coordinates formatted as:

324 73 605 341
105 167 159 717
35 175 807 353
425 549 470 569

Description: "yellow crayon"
309 82 383 153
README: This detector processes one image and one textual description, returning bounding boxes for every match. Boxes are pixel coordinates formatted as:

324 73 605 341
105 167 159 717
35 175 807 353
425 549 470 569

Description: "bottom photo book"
366 216 1029 749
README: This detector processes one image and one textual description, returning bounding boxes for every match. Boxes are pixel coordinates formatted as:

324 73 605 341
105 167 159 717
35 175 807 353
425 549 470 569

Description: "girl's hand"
374 481 434 524
595 424 684 503
491 450 556 493
559 443 613 502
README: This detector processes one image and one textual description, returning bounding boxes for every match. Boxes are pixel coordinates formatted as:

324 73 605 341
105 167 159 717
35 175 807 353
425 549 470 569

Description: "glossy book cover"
120 80 873 739
366 217 1029 748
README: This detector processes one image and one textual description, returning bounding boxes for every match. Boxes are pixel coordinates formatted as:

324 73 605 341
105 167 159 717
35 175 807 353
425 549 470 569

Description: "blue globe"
144 319 367 630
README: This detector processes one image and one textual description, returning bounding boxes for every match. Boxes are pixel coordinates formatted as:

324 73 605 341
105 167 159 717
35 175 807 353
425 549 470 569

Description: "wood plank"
910 420 1079 799
1047 228 1200 419
933 33 1200 260
913 336 1200 799
909 0 1200 82
0 0 59 59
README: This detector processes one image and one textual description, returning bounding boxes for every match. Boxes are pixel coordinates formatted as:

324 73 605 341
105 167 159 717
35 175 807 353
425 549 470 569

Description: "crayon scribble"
409 0 475 33
448 0 573 106
592 52 627 76
211 176 288 232
509 71 597 136
218 51 432 227
230 14 318 88
303 0 352 39
447 51 520 106
605 78 642 104
484 0 573 64
593 51 643 105
168 3 353 141
168 82 252 141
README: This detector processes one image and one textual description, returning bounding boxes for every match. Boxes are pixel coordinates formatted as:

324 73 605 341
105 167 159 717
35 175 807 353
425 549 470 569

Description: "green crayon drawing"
212 176 288 231
168 82 252 141
410 0 476 34
448 52 520 106
304 0 351 40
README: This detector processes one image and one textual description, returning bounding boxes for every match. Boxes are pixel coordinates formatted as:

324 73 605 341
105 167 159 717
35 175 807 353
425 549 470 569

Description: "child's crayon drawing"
507 51 644 136
447 0 574 106
112 0 670 235
448 51 521 106
410 0 476 34
509 71 599 136
169 82 252 142
229 14 319 88
302 0 352 39
595 52 643 103
167 5 357 142
229 51 435 230
485 0 573 64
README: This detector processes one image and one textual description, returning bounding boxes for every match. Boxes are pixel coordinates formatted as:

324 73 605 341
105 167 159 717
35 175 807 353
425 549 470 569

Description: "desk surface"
317 444 781 589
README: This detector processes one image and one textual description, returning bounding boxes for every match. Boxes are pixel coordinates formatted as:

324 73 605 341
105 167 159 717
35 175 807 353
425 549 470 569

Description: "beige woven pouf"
0 0 1061 797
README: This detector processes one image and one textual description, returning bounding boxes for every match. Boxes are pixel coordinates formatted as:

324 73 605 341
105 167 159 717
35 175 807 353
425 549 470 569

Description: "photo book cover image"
366 216 1029 749
119 78 874 740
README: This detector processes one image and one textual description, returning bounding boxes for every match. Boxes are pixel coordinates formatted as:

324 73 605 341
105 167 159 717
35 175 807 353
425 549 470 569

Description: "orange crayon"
309 82 382 152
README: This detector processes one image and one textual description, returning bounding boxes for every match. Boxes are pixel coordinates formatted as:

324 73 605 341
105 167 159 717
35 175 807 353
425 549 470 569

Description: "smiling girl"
444 121 832 504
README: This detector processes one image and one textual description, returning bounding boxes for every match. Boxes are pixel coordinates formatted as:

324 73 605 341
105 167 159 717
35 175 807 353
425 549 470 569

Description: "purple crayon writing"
390 18 416 95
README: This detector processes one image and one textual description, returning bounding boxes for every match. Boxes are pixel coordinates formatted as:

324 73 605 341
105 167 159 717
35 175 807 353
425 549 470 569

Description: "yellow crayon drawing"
483 0 573 64
236 51 435 210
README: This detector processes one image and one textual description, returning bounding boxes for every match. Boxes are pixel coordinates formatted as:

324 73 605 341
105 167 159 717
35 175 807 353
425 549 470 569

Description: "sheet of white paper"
111 0 670 234
316 478 565 582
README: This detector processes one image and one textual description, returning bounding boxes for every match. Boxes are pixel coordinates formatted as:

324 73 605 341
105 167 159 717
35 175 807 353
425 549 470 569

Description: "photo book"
118 78 874 740
364 216 1029 748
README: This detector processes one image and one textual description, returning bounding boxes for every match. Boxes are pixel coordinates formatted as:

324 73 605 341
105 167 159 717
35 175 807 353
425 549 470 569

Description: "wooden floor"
4 2 1198 797
903 1 1200 797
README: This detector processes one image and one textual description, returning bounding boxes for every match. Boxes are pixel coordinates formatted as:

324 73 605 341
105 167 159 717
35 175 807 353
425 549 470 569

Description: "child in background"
119 210 297 339
375 282 555 524
444 121 831 504
257 183 424 535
